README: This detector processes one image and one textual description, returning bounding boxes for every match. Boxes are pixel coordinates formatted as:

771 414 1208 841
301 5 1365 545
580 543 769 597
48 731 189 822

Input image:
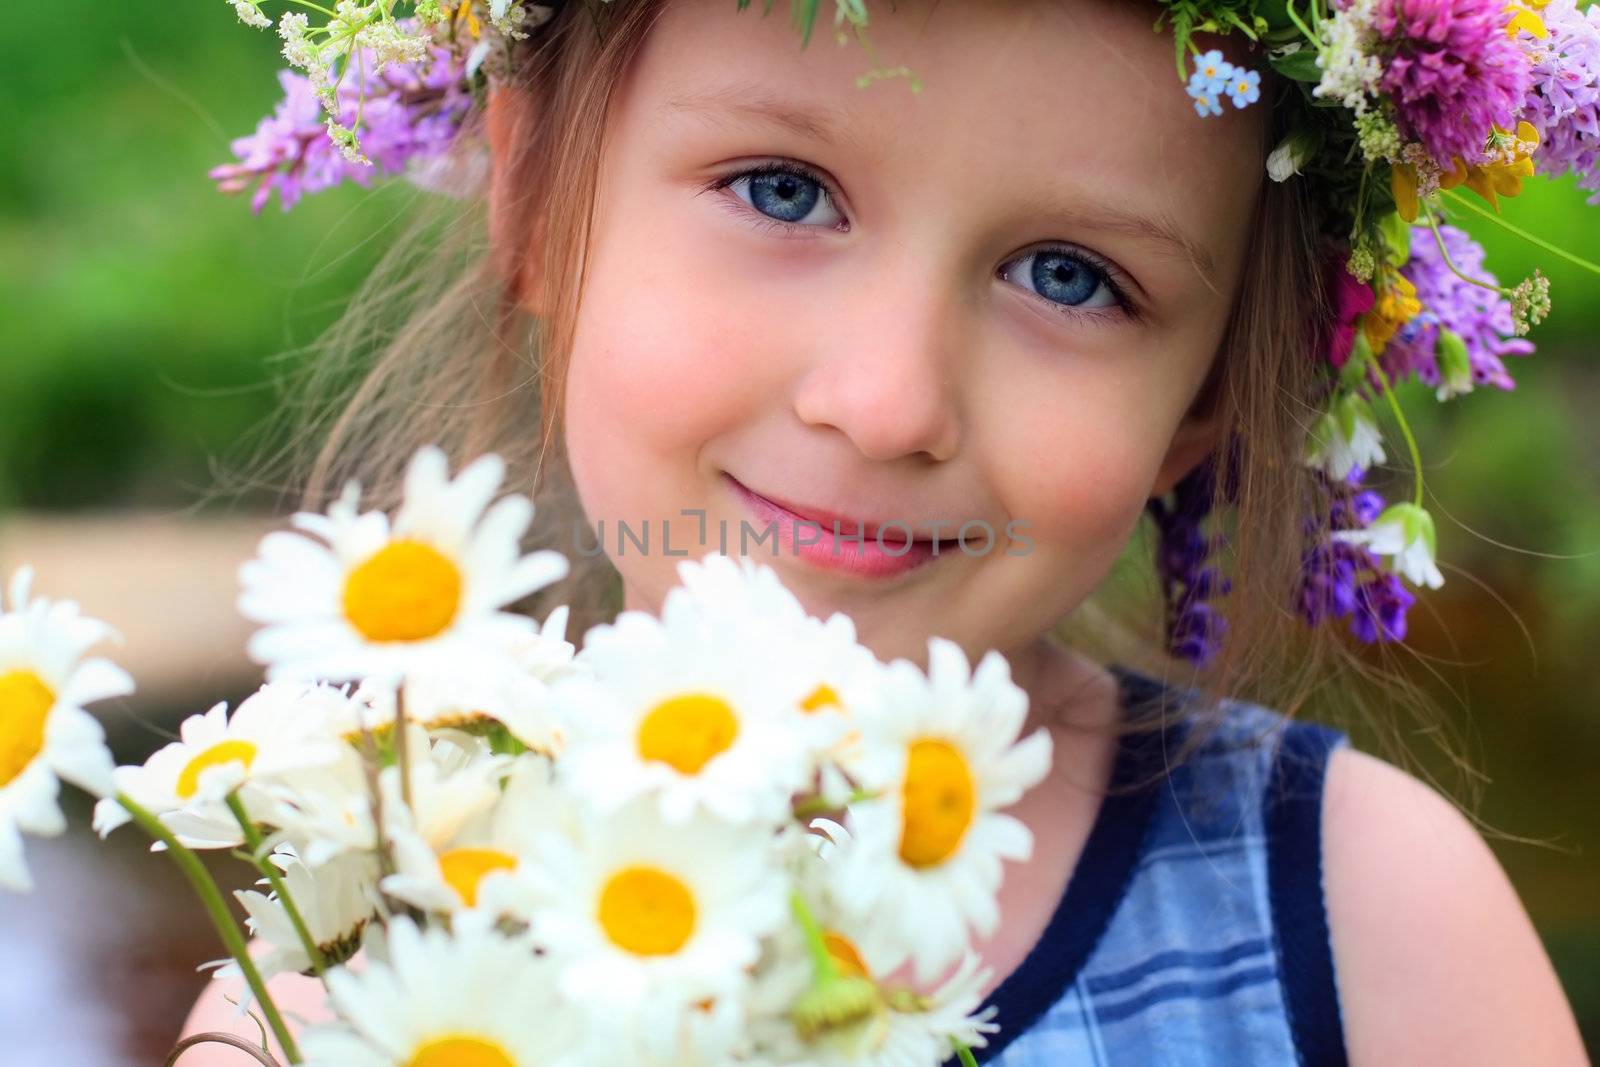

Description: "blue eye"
1001 248 1122 313
715 163 847 232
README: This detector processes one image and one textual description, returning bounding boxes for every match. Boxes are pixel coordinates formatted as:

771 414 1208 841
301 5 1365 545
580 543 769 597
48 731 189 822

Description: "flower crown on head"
212 0 1600 665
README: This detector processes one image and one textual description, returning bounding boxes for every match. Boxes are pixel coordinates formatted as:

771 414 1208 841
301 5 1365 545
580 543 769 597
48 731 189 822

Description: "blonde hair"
254 0 1479 806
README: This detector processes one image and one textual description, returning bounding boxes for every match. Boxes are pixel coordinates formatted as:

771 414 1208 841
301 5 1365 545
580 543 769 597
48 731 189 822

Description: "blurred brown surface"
0 513 270 714
0 513 267 1066
0 792 247 1066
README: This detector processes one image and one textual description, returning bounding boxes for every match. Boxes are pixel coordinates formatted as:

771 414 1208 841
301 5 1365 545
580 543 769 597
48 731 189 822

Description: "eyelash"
705 159 1143 324
707 160 850 235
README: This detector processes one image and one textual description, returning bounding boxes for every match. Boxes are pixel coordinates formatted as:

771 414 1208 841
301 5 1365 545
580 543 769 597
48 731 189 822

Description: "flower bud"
1267 128 1319 181
1434 328 1473 401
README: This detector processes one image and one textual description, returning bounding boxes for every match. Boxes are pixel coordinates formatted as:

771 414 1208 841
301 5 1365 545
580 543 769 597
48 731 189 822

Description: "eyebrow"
663 82 1218 284
1031 195 1219 285
664 82 869 154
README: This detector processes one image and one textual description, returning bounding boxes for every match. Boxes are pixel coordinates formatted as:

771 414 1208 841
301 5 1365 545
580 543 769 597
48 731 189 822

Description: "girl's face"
559 0 1266 668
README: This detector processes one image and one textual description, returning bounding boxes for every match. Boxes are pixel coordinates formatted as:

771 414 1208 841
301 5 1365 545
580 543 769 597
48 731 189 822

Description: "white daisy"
525 796 788 1027
381 754 562 922
354 636 566 757
264 729 510 866
555 604 823 825
0 567 131 891
827 637 1052 984
750 933 998 1067
511 603 584 683
661 553 885 718
230 846 379 979
238 445 570 685
299 917 579 1067
655 554 887 809
92 681 350 848
751 820 1001 1066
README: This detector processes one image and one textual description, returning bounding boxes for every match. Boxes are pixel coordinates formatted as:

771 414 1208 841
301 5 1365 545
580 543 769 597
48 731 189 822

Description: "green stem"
1283 0 1317 46
226 794 327 979
394 682 413 812
1219 8 1260 40
790 891 839 983
792 787 879 820
1441 189 1600 278
1365 357 1425 508
1353 164 1372 238
116 795 303 1064
282 0 339 18
1423 208 1508 296
952 1041 980 1067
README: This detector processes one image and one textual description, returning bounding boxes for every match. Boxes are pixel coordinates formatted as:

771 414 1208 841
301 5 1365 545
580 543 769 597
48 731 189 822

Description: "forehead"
619 0 1266 259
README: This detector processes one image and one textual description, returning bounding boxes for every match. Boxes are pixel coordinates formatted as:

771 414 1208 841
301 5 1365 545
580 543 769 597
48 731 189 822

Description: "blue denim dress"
965 666 1351 1067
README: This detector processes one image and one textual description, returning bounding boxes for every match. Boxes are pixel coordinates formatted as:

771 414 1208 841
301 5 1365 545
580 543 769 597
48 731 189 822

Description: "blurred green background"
0 1 1595 1061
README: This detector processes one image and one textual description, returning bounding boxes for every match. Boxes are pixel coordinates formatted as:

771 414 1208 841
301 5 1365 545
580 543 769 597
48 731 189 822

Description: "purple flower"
1148 458 1232 666
1296 473 1417 645
1518 0 1600 202
1373 0 1533 165
1387 222 1535 391
211 43 471 212
1350 573 1416 641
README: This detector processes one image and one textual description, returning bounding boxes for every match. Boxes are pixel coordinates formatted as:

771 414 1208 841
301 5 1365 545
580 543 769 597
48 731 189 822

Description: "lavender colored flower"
1350 573 1416 641
1518 0 1600 202
1372 0 1534 165
1296 473 1416 645
1148 459 1232 666
211 43 472 212
1386 222 1535 392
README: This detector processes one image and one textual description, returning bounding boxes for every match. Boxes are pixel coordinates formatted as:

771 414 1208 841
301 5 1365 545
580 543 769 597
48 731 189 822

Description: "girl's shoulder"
1113 668 1585 1066
1145 675 1580 1067
1316 726 1588 1064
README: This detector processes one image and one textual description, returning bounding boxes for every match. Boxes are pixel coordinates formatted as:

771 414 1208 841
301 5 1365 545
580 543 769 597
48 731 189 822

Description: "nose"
791 268 964 464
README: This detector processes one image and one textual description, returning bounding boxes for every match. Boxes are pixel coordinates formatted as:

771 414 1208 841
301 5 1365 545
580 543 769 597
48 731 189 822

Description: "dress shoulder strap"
1263 714 1351 1067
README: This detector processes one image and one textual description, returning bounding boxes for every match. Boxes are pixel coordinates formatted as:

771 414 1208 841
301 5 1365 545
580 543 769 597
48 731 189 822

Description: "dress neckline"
967 664 1183 1064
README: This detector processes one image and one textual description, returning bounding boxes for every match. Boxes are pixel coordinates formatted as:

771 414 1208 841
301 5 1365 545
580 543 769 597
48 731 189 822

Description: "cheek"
560 193 785 561
981 370 1181 575
563 159 829 482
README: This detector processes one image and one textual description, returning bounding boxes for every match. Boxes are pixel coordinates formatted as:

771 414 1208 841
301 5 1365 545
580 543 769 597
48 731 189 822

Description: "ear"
1149 407 1225 500
487 85 548 315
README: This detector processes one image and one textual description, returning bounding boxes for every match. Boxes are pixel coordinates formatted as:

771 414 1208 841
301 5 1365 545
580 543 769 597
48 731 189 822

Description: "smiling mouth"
721 474 957 547
719 473 966 581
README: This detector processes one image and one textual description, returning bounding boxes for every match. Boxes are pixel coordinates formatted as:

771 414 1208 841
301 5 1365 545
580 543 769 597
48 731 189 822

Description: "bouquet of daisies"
2 445 1055 1067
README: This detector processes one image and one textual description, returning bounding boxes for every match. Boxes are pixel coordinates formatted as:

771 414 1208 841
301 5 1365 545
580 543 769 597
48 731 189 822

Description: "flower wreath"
211 0 1600 665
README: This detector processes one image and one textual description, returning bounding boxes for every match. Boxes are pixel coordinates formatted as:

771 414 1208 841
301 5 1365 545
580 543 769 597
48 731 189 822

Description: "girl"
185 0 1589 1062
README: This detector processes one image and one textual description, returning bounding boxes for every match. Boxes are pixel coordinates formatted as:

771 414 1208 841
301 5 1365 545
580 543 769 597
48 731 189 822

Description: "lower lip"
724 475 946 580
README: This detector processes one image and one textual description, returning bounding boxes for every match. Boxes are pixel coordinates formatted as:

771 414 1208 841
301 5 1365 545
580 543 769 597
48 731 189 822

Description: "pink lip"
723 474 950 579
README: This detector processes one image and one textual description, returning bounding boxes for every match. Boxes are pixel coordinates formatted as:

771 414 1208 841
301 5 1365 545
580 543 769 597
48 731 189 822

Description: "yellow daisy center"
177 740 259 799
406 1035 516 1067
897 739 977 869
823 930 871 980
342 540 463 643
438 847 518 907
800 683 842 714
597 865 697 956
0 669 54 788
635 692 738 774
